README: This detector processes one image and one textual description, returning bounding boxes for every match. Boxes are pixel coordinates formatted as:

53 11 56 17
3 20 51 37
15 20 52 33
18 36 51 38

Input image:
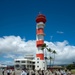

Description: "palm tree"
47 48 52 53
41 43 47 50
47 48 53 67
41 43 48 70
47 48 52 57
49 56 53 67
52 50 57 66
41 43 48 59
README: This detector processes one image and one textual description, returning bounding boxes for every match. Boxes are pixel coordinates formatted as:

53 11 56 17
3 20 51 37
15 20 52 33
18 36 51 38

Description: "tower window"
37 66 39 67
37 58 39 60
37 61 39 63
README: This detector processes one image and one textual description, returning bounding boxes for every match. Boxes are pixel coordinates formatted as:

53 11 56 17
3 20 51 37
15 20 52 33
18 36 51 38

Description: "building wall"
14 59 35 70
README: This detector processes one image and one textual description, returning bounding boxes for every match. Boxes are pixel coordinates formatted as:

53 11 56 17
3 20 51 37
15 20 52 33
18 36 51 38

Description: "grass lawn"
71 69 75 74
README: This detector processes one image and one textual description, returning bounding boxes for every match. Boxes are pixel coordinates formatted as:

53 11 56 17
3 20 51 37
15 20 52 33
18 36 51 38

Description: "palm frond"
49 56 53 60
41 47 44 50
52 50 57 54
47 48 52 52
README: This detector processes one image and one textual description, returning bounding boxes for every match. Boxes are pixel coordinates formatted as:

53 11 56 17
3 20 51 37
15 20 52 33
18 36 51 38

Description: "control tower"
35 14 47 70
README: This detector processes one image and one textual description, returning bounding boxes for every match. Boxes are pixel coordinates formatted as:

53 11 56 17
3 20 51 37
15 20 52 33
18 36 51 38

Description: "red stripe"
36 40 44 47
36 28 44 35
36 53 44 60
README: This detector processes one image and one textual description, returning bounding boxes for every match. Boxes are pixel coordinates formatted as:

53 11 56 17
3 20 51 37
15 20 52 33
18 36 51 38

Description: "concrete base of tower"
35 57 47 70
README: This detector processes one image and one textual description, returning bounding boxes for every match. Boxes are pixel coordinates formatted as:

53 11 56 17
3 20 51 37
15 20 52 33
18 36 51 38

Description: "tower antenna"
39 11 42 15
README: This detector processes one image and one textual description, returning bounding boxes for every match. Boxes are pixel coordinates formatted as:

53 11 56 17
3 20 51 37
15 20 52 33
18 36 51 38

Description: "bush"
66 64 75 70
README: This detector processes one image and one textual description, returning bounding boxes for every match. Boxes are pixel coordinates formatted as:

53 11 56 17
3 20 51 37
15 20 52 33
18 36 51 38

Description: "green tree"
49 56 53 67
66 64 74 70
41 43 57 67
47 48 52 53
41 43 48 59
47 48 52 66
52 50 57 66
41 43 48 69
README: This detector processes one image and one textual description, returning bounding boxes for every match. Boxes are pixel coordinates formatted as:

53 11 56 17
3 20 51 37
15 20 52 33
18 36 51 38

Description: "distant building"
0 64 7 69
47 65 63 70
14 55 35 70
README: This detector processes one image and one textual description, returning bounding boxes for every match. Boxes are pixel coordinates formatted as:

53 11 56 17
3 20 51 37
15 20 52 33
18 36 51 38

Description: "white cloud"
0 36 36 55
0 36 75 65
4 54 16 59
1 61 14 65
57 31 64 34
45 40 75 64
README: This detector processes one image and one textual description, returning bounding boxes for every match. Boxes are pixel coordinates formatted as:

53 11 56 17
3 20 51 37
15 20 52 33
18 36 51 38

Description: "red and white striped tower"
35 14 47 70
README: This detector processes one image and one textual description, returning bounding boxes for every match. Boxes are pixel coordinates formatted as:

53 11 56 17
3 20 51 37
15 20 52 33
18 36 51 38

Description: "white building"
0 64 7 69
14 55 35 70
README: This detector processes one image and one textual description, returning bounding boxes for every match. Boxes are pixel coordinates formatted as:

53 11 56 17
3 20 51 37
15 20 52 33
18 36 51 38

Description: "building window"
15 61 20 63
27 65 29 67
32 62 35 64
21 61 25 63
27 61 30 63
21 65 26 68
15 65 19 67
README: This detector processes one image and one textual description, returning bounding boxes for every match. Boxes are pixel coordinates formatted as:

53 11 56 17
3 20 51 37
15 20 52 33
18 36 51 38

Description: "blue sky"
0 0 75 65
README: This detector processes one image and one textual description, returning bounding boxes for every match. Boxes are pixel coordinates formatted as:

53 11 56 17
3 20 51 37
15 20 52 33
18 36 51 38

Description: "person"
2 69 4 75
42 70 44 75
63 69 67 75
12 69 15 75
7 68 10 75
21 68 27 75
